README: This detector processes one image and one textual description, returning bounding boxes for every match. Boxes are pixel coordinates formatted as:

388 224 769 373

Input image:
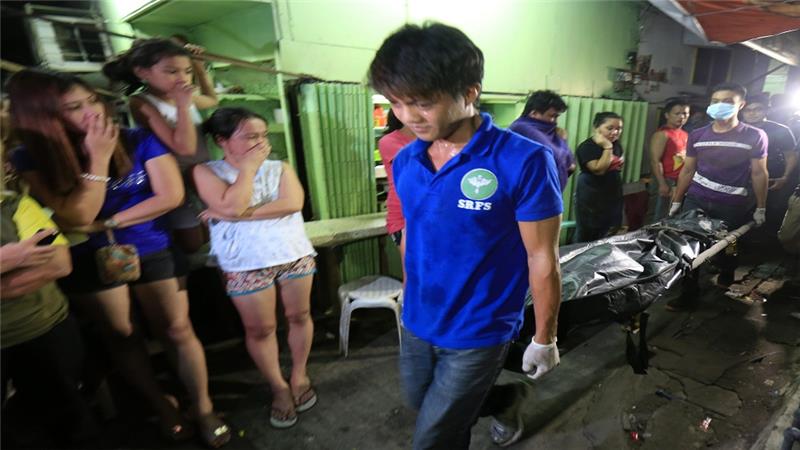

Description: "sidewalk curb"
749 366 800 450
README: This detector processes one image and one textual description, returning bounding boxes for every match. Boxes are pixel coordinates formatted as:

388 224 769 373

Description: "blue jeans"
399 327 510 450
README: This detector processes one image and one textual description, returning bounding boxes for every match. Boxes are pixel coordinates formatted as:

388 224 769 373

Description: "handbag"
95 229 140 284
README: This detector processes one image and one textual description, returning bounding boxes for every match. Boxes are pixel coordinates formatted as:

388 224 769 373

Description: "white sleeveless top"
135 93 209 171
204 159 315 272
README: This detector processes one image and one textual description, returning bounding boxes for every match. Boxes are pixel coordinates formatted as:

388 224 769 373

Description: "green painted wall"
275 0 641 97
98 0 144 51
99 0 275 58
181 4 276 62
101 0 640 97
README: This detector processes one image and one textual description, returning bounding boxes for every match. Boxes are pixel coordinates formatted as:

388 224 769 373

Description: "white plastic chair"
338 275 403 357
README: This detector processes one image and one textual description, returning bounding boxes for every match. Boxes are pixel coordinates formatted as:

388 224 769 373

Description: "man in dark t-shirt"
670 82 769 294
742 93 798 238
769 93 800 141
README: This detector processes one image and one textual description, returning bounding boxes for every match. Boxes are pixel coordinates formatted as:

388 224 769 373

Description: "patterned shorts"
224 255 316 297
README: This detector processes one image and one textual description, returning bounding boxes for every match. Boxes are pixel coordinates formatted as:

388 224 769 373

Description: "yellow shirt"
1 193 69 348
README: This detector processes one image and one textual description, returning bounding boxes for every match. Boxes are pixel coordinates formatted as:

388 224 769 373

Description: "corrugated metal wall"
299 83 377 220
298 82 380 282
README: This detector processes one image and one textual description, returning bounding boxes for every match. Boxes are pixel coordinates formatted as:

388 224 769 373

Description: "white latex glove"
668 202 682 217
753 208 766 227
522 338 560 380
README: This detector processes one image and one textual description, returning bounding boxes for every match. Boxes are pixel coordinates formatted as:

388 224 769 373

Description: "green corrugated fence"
561 96 649 227
298 82 380 282
482 95 649 240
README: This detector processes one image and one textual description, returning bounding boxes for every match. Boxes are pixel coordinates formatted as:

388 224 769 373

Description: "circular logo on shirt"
460 168 498 200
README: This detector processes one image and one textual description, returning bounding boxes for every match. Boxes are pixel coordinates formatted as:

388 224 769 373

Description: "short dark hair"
745 92 770 106
663 97 690 114
711 82 747 100
368 22 484 100
659 98 690 126
520 90 567 117
202 107 268 140
593 111 622 128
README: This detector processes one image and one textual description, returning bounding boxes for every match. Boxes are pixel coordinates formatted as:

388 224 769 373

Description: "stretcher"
510 209 753 374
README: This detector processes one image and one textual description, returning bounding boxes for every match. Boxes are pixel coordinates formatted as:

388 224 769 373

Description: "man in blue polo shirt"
369 23 563 449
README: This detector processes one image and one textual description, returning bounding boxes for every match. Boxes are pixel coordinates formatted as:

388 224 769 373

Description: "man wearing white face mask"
668 83 769 293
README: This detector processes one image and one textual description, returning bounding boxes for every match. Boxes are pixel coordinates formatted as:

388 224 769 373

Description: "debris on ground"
700 417 712 432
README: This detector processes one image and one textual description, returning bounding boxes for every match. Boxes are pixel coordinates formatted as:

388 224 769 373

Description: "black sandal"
196 413 231 448
158 396 194 443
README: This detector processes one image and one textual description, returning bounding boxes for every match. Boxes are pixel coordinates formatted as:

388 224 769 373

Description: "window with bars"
25 4 113 72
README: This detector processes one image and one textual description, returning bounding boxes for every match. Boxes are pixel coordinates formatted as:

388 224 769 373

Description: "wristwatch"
103 218 120 229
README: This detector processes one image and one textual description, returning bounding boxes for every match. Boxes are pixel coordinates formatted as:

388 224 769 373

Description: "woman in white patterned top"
193 108 317 429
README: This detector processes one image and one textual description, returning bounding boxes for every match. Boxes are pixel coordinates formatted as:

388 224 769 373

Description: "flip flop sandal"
294 387 318 413
270 406 298 429
196 413 232 448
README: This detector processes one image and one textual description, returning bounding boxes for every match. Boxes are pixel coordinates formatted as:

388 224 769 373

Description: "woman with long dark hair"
7 69 230 448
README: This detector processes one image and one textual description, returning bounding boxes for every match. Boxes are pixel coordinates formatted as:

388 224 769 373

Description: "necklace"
431 115 479 157
432 140 461 157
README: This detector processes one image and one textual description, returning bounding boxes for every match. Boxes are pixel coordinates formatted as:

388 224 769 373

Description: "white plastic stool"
338 275 403 357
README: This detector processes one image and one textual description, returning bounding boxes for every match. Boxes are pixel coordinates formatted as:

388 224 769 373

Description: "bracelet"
81 173 111 183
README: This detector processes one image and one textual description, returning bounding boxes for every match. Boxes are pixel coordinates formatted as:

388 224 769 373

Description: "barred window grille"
25 4 114 72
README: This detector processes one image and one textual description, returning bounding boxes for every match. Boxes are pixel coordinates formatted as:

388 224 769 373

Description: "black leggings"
1 315 98 446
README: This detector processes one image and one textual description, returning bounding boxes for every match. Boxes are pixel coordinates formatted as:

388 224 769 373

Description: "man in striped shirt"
670 82 769 288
